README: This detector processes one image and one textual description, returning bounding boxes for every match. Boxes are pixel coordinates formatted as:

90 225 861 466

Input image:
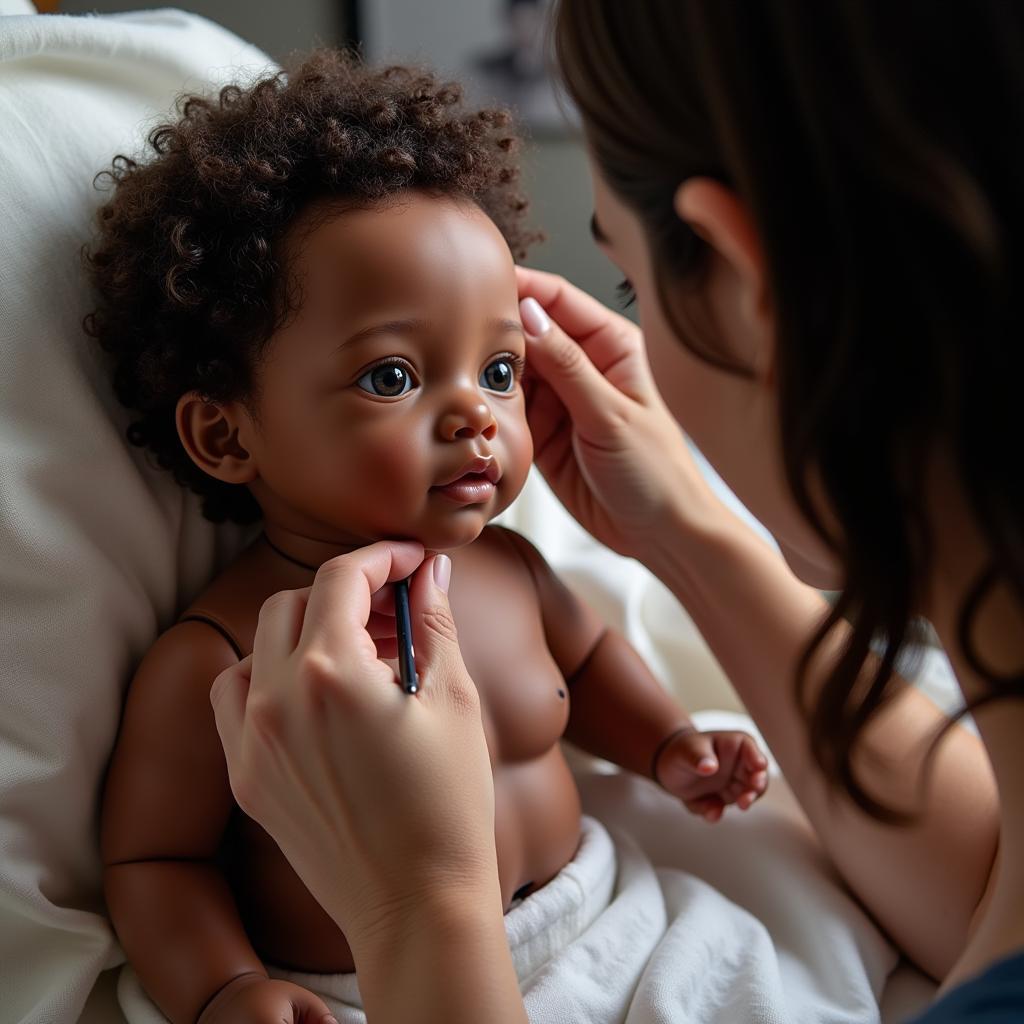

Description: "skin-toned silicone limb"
100 621 268 1024
495 526 768 814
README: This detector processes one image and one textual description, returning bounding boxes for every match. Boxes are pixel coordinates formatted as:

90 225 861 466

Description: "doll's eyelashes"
480 353 525 393
356 359 417 397
355 353 524 397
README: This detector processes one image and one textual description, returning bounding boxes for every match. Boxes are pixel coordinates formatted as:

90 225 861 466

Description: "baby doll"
90 52 769 1024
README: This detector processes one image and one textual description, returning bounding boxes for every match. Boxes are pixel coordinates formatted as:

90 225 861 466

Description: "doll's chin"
409 512 492 552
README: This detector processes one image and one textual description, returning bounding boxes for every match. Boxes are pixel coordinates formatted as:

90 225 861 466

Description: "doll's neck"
261 523 368 573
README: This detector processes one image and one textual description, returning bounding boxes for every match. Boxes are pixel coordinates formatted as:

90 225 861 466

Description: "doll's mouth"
430 472 498 505
431 458 501 504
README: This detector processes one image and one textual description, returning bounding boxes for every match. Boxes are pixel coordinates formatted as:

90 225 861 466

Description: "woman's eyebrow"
590 213 610 244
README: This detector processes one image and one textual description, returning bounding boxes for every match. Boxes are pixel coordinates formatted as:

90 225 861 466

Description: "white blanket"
116 748 897 1024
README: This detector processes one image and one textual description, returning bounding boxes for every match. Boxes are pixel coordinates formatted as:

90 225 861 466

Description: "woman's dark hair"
85 50 539 524
555 1 1023 817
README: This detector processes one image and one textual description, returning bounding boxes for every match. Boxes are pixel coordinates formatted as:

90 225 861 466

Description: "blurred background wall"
56 0 624 311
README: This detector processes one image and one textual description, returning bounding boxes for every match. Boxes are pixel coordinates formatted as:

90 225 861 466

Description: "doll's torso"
181 527 582 973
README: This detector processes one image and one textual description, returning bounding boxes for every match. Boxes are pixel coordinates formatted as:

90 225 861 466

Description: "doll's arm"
495 528 689 779
101 622 267 1024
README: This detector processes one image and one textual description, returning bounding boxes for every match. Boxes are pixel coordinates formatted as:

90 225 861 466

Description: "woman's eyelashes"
355 353 526 398
616 277 637 310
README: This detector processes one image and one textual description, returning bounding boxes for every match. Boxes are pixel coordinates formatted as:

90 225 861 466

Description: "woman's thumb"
520 297 619 437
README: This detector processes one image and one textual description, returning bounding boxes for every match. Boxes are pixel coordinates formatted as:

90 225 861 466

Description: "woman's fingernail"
519 296 551 337
433 553 452 594
697 757 718 775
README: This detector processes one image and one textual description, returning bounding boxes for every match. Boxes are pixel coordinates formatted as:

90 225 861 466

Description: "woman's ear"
673 178 775 383
175 391 258 484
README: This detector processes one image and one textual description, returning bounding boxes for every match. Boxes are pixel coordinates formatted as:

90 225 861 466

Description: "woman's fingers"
209 654 253 777
517 266 635 351
300 540 424 658
517 267 651 393
251 587 310 679
520 297 630 439
405 555 479 713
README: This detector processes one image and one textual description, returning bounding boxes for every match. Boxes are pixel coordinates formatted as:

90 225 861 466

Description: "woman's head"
556 1 1024 811
86 50 538 546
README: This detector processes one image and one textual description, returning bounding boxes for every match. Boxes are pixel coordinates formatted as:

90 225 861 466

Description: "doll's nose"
438 393 497 441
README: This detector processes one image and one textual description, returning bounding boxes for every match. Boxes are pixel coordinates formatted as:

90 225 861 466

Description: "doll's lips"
431 457 501 505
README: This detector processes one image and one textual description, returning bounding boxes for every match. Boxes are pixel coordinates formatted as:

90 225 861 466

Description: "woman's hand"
209 543 500 965
518 267 722 563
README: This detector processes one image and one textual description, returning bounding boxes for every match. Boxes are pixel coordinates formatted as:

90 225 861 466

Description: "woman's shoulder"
908 950 1024 1023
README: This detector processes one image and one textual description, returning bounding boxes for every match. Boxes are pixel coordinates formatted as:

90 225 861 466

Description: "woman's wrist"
639 487 751 596
354 886 527 1024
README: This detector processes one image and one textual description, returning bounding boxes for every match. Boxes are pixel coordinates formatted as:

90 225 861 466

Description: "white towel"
118 773 897 1024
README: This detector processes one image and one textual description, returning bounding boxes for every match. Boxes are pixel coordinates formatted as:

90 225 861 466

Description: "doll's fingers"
737 789 761 811
659 731 719 787
721 778 750 805
686 795 725 823
741 737 769 771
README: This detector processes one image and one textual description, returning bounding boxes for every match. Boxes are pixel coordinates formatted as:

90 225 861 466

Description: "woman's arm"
355 895 525 1024
517 266 999 981
651 502 998 980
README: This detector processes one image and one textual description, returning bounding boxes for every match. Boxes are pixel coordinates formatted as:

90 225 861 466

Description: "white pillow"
0 11 271 1022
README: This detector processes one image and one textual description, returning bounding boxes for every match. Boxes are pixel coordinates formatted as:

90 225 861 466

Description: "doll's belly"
224 745 582 974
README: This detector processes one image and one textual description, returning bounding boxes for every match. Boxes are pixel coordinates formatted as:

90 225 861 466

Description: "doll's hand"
197 974 335 1024
653 727 769 822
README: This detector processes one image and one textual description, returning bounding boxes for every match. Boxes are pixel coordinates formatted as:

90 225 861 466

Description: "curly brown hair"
85 50 540 525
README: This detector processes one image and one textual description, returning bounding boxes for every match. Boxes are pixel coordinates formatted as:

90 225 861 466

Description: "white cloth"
118 781 897 1024
0 11 269 1024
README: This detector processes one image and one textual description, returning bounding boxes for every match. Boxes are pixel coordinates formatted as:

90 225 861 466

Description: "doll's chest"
446 543 571 765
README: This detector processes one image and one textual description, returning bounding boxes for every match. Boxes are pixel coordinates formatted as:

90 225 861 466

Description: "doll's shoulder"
467 524 551 580
460 526 604 671
173 538 283 659
470 525 571 603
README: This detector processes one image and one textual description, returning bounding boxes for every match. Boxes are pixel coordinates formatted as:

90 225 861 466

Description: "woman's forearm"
353 891 527 1024
646 506 999 980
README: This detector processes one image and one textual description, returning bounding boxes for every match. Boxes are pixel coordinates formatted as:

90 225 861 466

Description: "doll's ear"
175 391 258 484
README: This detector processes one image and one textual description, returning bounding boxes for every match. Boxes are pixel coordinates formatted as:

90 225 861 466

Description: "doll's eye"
356 361 415 397
479 355 522 393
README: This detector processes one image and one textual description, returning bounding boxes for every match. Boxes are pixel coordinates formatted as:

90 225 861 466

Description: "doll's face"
240 191 532 552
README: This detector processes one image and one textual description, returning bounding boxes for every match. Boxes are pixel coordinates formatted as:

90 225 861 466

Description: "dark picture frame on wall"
350 0 574 137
